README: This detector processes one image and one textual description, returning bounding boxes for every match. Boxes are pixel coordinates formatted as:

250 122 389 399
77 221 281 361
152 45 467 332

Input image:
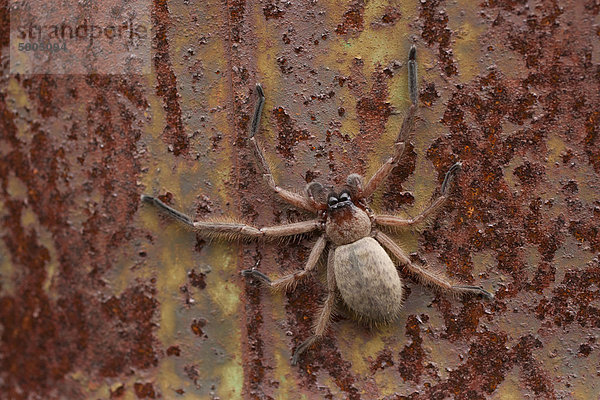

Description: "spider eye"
328 197 339 207
339 192 350 202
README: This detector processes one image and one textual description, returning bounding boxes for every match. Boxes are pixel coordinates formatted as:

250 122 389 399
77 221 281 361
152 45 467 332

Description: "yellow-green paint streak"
0 232 15 296
256 9 300 191
546 133 599 205
12 200 61 300
471 249 498 290
138 1 246 397
6 173 28 200
339 321 386 373
449 1 486 81
320 0 417 77
38 225 59 299
491 367 525 399
546 132 567 165
504 154 523 191
7 77 30 112
268 290 300 398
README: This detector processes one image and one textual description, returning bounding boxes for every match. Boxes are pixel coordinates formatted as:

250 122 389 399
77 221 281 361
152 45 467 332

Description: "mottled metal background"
1 0 599 399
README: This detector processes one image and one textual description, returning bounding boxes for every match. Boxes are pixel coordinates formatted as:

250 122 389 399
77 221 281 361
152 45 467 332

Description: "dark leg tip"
409 45 416 61
241 269 272 283
255 83 264 99
291 336 316 366
454 285 494 300
291 353 300 366
141 194 155 204
249 84 266 139
448 161 462 174
481 288 495 300
441 161 462 194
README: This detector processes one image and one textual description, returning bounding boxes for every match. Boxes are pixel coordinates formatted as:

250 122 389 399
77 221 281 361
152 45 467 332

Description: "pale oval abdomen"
333 237 403 324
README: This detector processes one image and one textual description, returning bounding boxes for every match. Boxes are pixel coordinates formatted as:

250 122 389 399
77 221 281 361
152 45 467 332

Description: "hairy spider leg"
249 84 318 212
362 45 418 199
291 248 338 365
373 230 493 299
374 161 462 227
241 235 327 292
141 195 321 240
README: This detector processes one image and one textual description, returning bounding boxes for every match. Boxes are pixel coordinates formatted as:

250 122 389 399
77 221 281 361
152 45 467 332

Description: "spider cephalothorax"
142 46 493 366
323 190 372 245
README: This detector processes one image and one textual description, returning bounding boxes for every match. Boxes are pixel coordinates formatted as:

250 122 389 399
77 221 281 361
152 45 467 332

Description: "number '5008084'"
17 42 67 52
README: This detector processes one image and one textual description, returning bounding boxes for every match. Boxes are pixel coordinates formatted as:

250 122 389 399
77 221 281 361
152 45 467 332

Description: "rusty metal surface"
1 0 599 399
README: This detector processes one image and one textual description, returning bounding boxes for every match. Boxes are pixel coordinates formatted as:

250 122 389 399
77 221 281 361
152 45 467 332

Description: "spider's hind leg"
373 230 494 300
291 247 337 365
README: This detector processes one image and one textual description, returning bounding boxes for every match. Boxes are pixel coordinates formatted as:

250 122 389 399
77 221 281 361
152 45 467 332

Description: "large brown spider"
142 46 493 365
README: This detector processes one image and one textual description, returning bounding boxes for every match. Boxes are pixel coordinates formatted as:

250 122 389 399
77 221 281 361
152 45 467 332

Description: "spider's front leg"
241 235 327 292
249 84 318 213
374 161 462 228
141 195 320 240
362 45 418 199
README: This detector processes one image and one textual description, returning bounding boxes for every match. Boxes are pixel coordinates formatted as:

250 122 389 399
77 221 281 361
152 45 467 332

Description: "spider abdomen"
334 237 403 324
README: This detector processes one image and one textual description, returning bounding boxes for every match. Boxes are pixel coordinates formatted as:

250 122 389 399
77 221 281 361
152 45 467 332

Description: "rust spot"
513 161 545 186
380 7 401 25
244 277 269 397
272 106 312 160
335 0 365 35
276 56 293 74
99 285 159 377
438 298 485 341
110 384 125 398
418 332 557 399
584 110 600 173
157 191 174 204
0 68 152 398
578 343 592 356
397 315 426 382
421 82 440 107
419 0 457 76
184 364 200 387
227 0 246 43
382 143 416 210
561 179 578 194
304 169 321 183
167 345 181 356
188 269 207 289
527 262 556 294
133 382 156 399
369 348 394 373
263 2 285 20
352 65 393 148
153 0 189 156
371 6 402 28
191 318 208 337
536 261 600 328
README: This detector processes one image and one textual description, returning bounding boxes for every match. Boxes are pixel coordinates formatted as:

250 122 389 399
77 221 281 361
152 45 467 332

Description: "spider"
141 46 493 365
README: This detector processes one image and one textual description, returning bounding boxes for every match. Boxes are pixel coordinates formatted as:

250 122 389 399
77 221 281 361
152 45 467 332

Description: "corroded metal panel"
1 0 599 399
